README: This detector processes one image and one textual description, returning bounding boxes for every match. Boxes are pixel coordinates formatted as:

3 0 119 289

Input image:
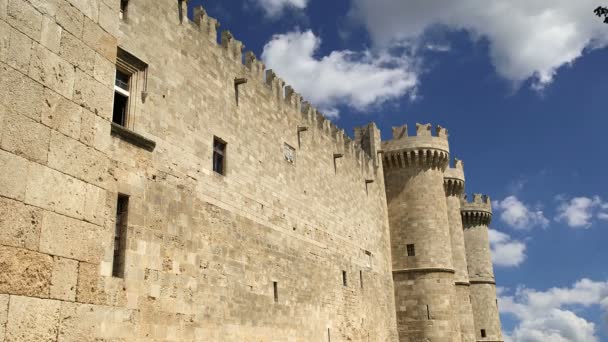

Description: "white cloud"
493 196 549 230
252 0 307 17
488 229 527 267
261 30 418 118
555 196 608 228
350 0 608 89
500 279 608 341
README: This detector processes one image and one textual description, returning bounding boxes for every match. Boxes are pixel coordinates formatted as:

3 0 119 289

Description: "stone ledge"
392 267 455 274
110 123 156 152
469 279 496 285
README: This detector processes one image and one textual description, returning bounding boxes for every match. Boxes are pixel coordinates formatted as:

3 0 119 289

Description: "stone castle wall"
0 0 399 340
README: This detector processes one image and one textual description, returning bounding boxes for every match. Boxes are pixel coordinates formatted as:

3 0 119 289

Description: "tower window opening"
213 137 226 175
119 0 128 20
112 194 129 278
359 270 363 289
481 329 487 338
342 270 347 287
113 69 130 126
273 281 278 303
406 244 416 256
426 304 431 320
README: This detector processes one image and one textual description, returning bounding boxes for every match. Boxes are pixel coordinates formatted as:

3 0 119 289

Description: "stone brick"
83 17 116 62
84 183 108 226
25 162 87 218
2 23 34 73
6 0 42 40
65 0 98 22
76 262 106 305
28 43 76 98
0 294 7 340
0 60 45 122
0 246 53 297
98 0 118 37
5 296 60 342
60 30 95 74
40 210 108 263
0 0 6 19
93 52 114 87
0 196 42 249
40 15 62 54
25 0 58 17
0 149 29 201
0 111 51 164
73 69 113 119
41 88 82 140
80 108 111 151
56 0 84 37
50 256 78 301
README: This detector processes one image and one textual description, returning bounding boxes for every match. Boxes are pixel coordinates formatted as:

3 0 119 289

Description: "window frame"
112 194 129 278
213 137 227 175
406 243 416 257
113 48 148 130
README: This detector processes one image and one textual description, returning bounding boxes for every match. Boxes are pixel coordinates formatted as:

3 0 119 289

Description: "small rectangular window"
273 281 278 303
342 271 347 287
113 48 147 129
112 194 129 278
426 304 431 320
213 137 226 175
481 329 487 338
113 70 130 126
119 0 128 20
359 270 363 289
406 244 416 256
284 143 296 164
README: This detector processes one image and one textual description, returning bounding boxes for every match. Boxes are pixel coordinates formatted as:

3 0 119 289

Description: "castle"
0 0 503 341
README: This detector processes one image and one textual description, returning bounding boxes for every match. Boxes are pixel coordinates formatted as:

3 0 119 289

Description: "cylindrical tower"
444 160 476 341
382 123 459 342
462 194 503 342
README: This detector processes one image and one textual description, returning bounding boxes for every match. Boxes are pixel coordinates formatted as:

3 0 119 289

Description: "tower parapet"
462 193 503 341
382 123 449 170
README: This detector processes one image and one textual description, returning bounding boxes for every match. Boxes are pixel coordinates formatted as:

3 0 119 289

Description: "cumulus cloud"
555 196 608 228
500 279 608 341
493 196 549 230
252 0 307 17
350 0 608 89
261 30 418 118
488 229 526 267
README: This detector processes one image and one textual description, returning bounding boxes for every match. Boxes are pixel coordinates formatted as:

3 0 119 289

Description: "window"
284 143 295 164
113 48 148 129
273 281 278 303
359 270 363 289
213 137 226 175
119 0 128 20
112 194 129 278
426 304 431 320
406 244 416 257
342 271 347 287
481 329 487 338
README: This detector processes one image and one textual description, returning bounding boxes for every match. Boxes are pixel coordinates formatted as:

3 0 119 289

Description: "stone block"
3 24 34 73
0 0 6 19
0 294 7 340
50 256 78 301
0 111 51 164
66 0 98 22
93 52 115 87
0 246 53 297
60 31 95 74
41 88 82 140
29 43 76 98
58 301 100 341
56 0 84 37
40 210 108 263
0 150 28 201
76 262 107 305
5 296 60 341
73 69 113 119
40 15 62 54
0 196 42 249
25 0 58 17
98 1 119 37
84 183 109 226
6 0 42 41
83 17 116 63
0 62 45 121
80 108 111 151
48 130 110 187
25 162 87 218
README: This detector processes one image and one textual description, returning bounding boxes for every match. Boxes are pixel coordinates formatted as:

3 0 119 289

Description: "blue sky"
189 1 608 340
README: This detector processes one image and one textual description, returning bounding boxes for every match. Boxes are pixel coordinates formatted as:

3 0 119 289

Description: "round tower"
382 123 459 342
444 160 476 341
461 194 503 342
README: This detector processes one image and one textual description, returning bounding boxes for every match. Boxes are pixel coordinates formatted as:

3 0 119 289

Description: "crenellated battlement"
461 193 492 226
187 4 377 170
444 158 465 196
381 123 450 170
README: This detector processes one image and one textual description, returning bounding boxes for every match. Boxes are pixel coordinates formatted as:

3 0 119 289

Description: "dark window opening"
112 194 129 278
120 0 128 20
407 244 416 256
113 69 131 126
213 137 226 175
359 270 363 289
327 328 331 342
481 329 487 338
426 304 431 320
342 271 347 287
273 281 278 303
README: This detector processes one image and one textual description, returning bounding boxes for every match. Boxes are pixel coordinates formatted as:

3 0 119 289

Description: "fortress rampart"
0 0 502 341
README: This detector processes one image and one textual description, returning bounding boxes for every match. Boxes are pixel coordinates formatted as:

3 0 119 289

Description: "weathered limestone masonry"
0 0 504 341
462 195 504 342
444 161 476 342
382 124 460 341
